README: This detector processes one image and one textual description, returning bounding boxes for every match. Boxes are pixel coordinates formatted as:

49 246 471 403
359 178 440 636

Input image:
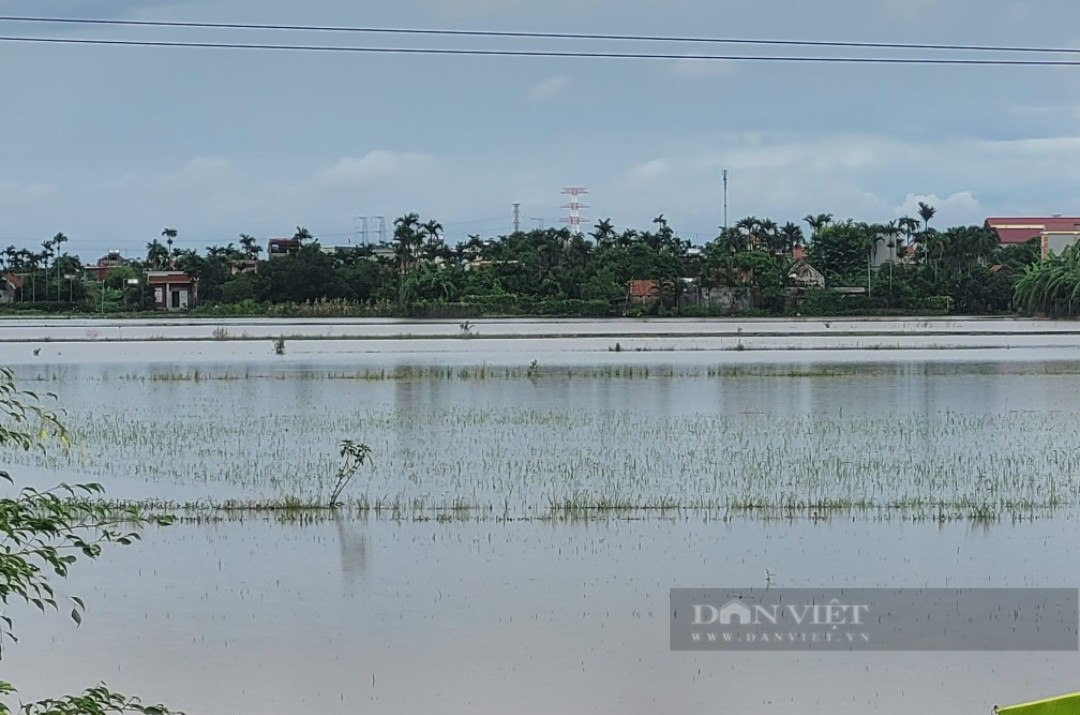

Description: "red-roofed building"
985 216 1080 259
627 279 660 305
84 250 130 282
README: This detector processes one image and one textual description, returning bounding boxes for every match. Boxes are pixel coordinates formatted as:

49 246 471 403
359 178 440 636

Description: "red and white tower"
560 187 589 235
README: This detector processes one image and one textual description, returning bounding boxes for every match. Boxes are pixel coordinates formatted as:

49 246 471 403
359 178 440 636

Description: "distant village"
0 211 1071 317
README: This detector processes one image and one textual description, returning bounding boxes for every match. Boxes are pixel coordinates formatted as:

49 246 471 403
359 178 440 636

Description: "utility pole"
513 203 521 234
531 217 544 230
722 170 729 232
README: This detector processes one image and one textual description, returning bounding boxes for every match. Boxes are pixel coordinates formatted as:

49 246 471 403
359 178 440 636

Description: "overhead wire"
0 35 1078 65
0 15 1078 56
0 15 1078 65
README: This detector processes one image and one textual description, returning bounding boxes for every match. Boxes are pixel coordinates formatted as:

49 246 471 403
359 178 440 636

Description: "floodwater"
2 318 1079 714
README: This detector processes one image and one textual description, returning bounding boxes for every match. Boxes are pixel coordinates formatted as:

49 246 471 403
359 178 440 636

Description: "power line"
3 35 1080 65
2 15 1079 56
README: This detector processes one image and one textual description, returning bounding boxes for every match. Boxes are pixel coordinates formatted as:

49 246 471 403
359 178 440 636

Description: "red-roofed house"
627 279 661 307
985 216 1080 259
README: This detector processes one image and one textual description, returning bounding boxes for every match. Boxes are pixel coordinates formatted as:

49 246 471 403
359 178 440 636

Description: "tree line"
0 206 1051 316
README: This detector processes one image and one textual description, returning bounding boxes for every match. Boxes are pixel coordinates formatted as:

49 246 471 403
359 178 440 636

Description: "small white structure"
147 271 194 311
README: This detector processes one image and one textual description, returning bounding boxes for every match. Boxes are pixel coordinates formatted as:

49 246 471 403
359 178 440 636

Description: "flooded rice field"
2 318 1079 714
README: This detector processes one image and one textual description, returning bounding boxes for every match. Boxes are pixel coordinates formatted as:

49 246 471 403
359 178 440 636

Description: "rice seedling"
7 361 1080 523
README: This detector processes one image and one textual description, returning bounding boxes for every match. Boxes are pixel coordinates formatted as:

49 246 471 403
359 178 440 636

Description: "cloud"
0 180 55 207
527 76 571 102
581 131 1080 235
318 150 436 190
895 192 981 220
166 156 238 190
624 159 671 187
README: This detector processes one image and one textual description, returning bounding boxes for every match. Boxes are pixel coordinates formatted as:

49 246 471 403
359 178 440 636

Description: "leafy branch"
0 683 181 714
0 368 184 714
329 440 372 507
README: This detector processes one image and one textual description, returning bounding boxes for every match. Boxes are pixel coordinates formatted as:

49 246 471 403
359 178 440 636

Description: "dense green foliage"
1014 242 1080 317
0 211 1048 317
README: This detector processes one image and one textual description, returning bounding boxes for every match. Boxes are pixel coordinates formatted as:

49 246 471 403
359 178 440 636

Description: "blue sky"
3 0 1080 259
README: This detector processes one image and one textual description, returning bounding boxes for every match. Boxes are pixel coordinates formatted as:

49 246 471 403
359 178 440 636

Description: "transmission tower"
513 203 521 234
373 216 386 244
560 187 589 235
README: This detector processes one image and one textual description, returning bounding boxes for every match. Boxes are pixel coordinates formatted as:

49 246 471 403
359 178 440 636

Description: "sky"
3 0 1080 260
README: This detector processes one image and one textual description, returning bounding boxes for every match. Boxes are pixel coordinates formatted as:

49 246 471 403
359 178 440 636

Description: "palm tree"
420 220 444 262
756 219 782 252
2 246 17 272
50 232 68 301
145 240 169 270
917 202 936 232
293 226 313 244
392 214 423 302
897 217 920 262
803 213 833 236
591 218 616 249
239 234 262 260
780 222 805 255
162 228 178 258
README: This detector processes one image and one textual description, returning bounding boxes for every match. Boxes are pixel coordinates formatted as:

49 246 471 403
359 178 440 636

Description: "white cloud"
624 159 671 186
166 156 238 190
0 180 55 207
895 192 981 220
318 150 436 190
527 76 571 102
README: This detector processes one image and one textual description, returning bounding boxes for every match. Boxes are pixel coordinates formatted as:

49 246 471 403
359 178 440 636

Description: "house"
84 250 129 282
0 273 22 303
267 238 302 258
147 271 194 311
627 279 661 307
787 260 825 289
985 216 1080 259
